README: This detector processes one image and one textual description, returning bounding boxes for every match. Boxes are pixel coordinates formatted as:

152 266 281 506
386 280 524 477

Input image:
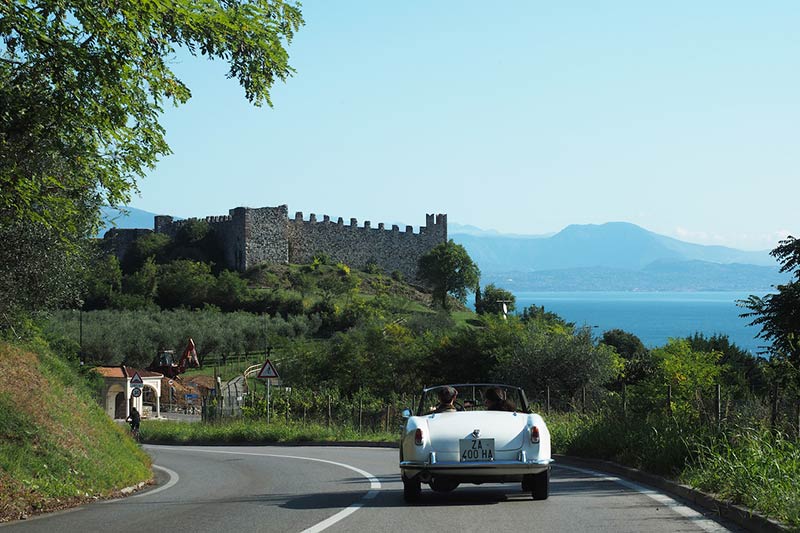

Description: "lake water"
512 291 769 354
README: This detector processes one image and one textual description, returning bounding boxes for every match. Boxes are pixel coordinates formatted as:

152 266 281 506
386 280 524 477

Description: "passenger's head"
484 387 505 407
438 386 457 405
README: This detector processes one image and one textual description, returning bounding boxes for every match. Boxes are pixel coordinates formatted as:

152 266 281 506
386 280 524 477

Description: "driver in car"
434 386 458 412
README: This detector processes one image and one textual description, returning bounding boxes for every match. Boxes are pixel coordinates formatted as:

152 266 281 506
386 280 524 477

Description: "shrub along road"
0 445 741 533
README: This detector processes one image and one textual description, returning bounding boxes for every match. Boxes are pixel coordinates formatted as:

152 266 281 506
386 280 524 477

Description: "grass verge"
0 341 151 522
547 411 800 529
141 419 398 445
683 427 800 528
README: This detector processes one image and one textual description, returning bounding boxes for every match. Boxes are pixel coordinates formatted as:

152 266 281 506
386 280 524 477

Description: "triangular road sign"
130 371 144 387
257 359 279 379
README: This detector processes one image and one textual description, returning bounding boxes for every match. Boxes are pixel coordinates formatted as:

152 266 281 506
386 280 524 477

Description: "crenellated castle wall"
105 205 447 280
285 211 446 280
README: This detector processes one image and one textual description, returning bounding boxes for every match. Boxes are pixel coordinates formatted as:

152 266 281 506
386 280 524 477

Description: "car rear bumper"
400 457 552 479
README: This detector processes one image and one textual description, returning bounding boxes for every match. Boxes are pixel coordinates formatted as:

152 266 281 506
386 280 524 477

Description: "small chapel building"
94 366 163 420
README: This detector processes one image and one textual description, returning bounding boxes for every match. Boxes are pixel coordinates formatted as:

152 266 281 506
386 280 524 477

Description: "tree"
418 240 480 308
475 283 516 316
209 270 249 311
520 304 573 330
489 318 621 398
124 257 159 301
601 329 655 386
0 221 85 322
635 339 721 420
0 0 303 321
156 260 216 309
122 233 171 273
740 236 800 367
84 254 123 310
686 332 767 396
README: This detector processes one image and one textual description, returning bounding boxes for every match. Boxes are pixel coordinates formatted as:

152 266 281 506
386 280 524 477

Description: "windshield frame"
416 383 530 415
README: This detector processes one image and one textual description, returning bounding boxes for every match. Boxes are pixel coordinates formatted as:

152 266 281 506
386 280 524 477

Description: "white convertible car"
399 384 552 502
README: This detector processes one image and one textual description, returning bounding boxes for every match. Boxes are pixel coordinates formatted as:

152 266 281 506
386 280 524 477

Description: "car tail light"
530 426 540 444
415 428 424 446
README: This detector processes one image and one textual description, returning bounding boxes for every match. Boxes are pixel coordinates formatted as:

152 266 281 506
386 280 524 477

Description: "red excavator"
148 338 201 379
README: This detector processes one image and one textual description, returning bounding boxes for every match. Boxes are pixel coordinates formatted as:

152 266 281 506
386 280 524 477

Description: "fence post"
715 383 721 431
667 384 672 414
546 386 550 415
770 381 779 433
582 386 586 414
796 399 800 440
327 395 332 428
622 383 627 417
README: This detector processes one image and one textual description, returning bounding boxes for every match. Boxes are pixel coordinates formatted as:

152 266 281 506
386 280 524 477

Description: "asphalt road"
1 445 743 533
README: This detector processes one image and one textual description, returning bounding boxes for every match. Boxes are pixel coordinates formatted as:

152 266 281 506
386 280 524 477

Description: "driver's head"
438 386 457 404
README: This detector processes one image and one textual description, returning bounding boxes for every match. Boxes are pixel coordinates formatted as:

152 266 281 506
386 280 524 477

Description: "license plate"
459 438 495 462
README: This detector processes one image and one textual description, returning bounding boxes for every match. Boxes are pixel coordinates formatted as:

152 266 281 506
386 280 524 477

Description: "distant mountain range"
100 209 784 291
450 222 784 291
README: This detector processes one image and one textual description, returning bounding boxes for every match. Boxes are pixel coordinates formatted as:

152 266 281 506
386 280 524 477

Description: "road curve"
1 445 742 533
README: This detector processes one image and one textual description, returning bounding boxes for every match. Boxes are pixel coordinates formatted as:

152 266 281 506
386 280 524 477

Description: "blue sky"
131 1 799 251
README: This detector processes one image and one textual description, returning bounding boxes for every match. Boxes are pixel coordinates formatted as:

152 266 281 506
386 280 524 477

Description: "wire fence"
199 377 800 439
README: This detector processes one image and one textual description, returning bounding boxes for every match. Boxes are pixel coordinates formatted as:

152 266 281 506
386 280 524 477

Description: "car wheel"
531 468 549 500
521 474 533 491
403 475 421 503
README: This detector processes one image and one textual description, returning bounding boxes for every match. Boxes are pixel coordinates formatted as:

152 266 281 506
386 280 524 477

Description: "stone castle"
105 205 448 280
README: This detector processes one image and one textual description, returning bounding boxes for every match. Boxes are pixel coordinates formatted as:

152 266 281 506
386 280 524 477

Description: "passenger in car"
434 386 458 412
485 387 516 412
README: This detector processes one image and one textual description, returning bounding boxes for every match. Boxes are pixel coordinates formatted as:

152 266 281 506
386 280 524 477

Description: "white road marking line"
555 464 730 533
149 446 381 533
130 465 180 499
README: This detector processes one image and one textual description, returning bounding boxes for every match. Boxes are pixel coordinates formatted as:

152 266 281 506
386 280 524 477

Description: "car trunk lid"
425 411 527 451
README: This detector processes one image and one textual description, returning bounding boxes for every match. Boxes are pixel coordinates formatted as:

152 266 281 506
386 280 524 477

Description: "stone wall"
102 228 153 265
242 205 289 269
286 212 447 280
105 205 447 280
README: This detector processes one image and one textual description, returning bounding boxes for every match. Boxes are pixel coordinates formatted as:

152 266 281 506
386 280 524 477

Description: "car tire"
531 468 549 500
403 475 421 503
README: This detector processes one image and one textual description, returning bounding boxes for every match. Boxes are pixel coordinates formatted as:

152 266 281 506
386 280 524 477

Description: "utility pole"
496 300 513 320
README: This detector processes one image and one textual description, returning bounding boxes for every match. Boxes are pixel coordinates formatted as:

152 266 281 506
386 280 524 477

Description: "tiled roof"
94 366 124 378
93 366 164 379
124 366 163 378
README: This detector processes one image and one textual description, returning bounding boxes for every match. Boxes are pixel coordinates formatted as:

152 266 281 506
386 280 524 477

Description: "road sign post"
256 359 280 425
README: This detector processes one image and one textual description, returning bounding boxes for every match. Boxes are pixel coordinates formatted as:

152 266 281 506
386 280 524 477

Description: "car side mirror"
401 408 412 419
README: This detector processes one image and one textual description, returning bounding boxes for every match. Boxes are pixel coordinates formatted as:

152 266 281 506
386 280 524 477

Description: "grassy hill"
0 340 152 522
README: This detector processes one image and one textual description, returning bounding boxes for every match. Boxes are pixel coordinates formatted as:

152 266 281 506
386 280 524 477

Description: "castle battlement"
107 204 447 280
289 210 443 236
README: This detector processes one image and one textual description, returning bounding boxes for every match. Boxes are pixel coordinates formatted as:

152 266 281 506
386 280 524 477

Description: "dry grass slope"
0 341 152 522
